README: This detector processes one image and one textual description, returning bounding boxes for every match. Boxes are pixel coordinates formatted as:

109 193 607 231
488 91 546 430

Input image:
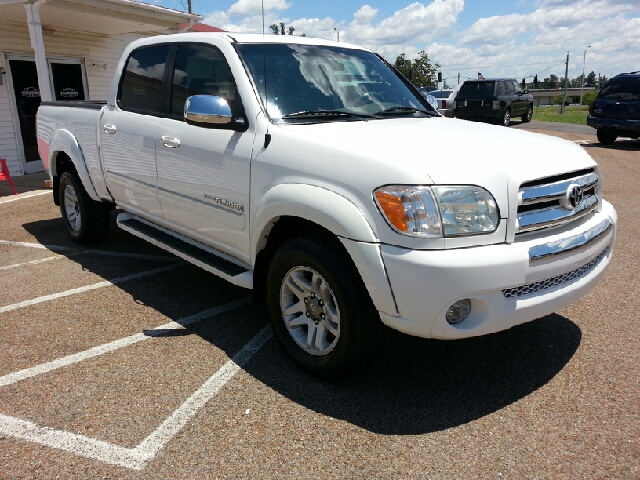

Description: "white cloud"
228 0 291 16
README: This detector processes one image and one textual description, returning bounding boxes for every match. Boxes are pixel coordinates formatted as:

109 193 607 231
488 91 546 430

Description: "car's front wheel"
522 104 533 123
597 128 617 145
266 236 377 378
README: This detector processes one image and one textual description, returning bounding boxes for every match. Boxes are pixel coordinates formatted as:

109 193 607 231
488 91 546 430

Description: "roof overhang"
0 0 202 35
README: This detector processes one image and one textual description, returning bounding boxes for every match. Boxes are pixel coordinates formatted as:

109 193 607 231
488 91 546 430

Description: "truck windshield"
235 43 432 122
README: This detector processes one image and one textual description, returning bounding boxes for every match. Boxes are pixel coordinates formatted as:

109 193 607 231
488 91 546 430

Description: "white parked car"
37 33 616 377
430 84 461 117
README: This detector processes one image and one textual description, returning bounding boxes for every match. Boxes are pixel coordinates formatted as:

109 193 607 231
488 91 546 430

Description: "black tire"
501 108 511 127
522 104 533 123
58 171 110 244
266 237 378 378
596 128 617 145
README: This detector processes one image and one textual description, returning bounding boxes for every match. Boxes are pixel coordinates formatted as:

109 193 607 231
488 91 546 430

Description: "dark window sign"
50 63 86 101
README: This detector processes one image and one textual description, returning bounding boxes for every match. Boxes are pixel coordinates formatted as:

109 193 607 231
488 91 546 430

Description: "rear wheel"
522 104 533 123
596 128 617 145
501 108 511 127
58 171 110 244
266 237 377 378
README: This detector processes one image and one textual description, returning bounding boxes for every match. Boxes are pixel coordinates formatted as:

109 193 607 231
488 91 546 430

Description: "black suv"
454 78 533 126
587 71 640 144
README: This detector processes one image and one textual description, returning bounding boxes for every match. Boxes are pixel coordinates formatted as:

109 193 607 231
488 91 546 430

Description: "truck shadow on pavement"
22 215 582 436
583 139 640 151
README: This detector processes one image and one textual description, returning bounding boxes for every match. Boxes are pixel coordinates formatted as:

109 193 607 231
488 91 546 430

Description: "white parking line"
0 324 272 470
0 297 252 387
0 255 63 271
0 263 185 314
0 240 179 261
0 190 50 204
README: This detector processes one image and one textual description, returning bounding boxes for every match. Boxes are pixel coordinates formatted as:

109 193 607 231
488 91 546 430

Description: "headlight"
374 185 499 238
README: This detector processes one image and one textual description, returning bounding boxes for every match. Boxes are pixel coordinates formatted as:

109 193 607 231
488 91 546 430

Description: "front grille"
502 246 609 299
516 168 599 233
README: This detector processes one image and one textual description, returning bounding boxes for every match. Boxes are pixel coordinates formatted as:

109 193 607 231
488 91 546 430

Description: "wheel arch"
49 129 100 203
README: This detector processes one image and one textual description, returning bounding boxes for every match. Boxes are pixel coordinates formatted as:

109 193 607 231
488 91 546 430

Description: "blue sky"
154 0 639 85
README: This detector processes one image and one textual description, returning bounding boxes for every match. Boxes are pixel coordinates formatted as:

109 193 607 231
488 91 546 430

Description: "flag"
478 72 484 79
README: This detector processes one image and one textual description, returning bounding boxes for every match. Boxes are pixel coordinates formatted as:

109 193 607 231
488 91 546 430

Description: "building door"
8 59 42 173
6 56 88 174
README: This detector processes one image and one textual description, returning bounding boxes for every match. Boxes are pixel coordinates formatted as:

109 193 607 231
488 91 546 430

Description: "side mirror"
184 95 232 125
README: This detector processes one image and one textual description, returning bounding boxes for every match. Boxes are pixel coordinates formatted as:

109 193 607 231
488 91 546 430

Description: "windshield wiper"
282 109 375 119
374 106 436 116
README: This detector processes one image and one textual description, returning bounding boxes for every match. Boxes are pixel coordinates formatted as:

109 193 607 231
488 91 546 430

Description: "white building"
0 0 201 177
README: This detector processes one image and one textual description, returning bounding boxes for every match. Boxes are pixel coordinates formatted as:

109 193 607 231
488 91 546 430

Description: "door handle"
161 136 180 148
103 124 117 134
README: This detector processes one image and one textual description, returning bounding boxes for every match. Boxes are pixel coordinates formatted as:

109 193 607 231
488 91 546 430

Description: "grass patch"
532 106 589 125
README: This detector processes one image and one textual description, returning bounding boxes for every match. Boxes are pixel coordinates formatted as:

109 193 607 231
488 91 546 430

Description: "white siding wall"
0 20 151 176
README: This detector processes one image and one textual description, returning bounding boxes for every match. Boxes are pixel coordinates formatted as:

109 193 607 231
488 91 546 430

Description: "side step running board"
117 213 253 289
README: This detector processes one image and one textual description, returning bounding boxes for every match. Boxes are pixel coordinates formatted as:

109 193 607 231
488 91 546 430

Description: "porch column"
24 0 52 101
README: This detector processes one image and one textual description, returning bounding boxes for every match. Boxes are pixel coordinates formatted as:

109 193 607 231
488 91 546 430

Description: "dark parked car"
454 78 533 126
587 71 640 144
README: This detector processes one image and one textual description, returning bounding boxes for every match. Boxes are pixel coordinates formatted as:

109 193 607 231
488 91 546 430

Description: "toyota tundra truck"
37 33 617 377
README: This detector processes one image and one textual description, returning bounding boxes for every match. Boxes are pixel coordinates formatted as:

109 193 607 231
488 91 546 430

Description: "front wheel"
522 104 533 123
596 128 617 145
58 171 110 244
266 237 377 378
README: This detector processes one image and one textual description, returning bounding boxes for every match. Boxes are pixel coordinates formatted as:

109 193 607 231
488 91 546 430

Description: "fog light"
446 299 471 324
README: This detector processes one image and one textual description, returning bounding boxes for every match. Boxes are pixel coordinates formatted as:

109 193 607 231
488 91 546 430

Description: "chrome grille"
502 246 609 299
517 168 599 233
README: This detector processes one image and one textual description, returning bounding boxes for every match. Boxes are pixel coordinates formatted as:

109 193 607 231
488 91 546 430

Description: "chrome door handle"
103 124 116 134
161 136 180 148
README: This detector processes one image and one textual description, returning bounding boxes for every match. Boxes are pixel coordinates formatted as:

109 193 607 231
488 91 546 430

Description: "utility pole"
457 72 460 84
562 51 569 114
580 45 591 110
334 27 339 42
187 0 192 13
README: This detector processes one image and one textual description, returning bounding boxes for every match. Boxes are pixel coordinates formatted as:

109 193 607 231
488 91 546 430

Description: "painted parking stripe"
0 190 50 204
0 255 63 272
0 324 273 470
0 263 185 314
0 240 179 261
0 297 252 387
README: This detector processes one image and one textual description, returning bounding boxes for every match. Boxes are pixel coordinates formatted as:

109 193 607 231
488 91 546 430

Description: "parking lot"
0 129 638 479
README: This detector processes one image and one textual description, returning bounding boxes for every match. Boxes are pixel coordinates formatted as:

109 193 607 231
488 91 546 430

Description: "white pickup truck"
37 33 617 377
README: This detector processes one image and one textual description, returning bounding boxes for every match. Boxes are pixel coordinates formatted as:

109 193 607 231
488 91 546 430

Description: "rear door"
100 44 171 219
155 41 254 260
595 77 640 120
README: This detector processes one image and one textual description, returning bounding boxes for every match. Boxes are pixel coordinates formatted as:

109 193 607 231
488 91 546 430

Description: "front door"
8 59 42 173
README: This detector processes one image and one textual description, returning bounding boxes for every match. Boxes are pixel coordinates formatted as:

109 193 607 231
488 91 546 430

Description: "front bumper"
378 201 617 340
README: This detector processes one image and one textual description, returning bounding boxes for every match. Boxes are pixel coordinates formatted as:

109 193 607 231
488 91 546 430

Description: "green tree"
585 71 597 87
582 89 597 105
269 22 304 36
394 51 440 87
542 74 558 89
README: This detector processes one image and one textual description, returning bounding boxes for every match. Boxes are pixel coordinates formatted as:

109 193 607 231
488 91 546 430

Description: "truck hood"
278 116 597 215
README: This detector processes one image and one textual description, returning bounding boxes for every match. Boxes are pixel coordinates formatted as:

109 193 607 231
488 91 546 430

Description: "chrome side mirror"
184 95 232 125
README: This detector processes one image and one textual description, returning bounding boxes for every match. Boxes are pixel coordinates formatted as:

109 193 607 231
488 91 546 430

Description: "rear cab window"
458 82 496 97
118 45 171 114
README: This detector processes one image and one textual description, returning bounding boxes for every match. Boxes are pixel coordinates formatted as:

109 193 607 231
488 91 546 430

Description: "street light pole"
580 45 591 110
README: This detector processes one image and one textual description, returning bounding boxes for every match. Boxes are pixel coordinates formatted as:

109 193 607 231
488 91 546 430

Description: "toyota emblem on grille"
565 184 583 209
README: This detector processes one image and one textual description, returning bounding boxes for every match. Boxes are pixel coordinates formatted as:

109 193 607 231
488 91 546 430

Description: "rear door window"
119 45 170 114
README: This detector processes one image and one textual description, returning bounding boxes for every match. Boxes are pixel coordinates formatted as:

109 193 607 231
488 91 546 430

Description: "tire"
501 108 511 127
596 128 617 145
266 237 378 378
522 104 533 123
58 171 111 244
